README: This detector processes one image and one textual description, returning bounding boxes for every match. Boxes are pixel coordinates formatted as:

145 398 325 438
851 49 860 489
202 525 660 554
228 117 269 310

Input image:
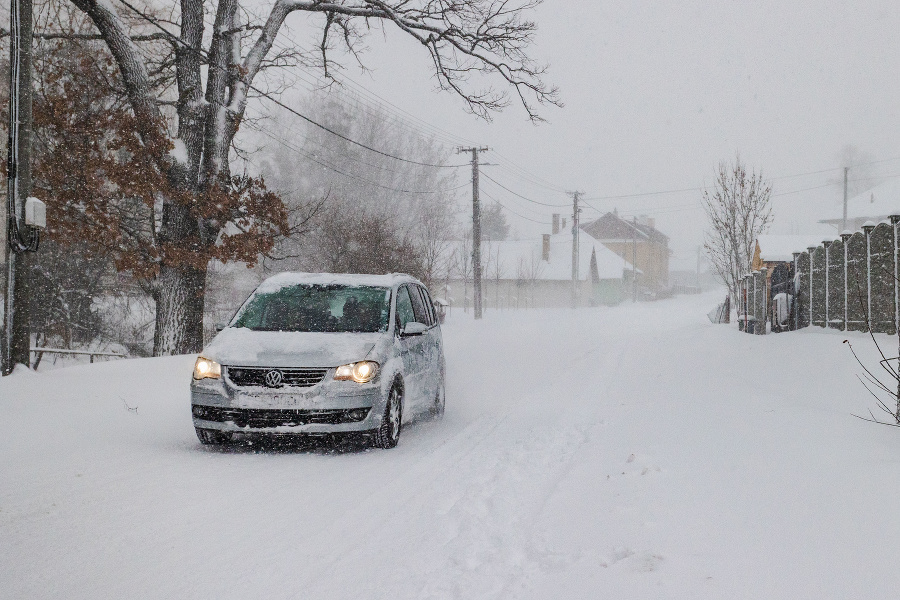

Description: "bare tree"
486 243 504 309
702 157 773 303
456 232 473 312
481 203 510 241
515 248 543 308
256 94 459 282
418 205 458 291
64 0 560 355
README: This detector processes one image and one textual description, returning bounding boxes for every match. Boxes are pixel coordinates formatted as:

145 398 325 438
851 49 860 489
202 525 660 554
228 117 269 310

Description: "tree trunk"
152 262 206 355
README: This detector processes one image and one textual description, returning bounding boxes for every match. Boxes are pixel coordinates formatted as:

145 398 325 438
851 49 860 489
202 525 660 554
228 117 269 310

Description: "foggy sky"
258 0 900 268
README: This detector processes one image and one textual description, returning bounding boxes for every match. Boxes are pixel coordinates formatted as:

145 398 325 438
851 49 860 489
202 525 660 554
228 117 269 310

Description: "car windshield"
232 284 391 333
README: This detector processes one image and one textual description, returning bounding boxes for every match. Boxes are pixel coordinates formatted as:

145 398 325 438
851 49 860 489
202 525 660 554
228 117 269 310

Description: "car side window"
419 286 437 325
395 285 416 329
409 285 433 326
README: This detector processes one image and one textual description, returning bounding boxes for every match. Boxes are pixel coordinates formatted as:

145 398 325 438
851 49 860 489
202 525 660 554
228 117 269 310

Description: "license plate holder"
238 391 310 408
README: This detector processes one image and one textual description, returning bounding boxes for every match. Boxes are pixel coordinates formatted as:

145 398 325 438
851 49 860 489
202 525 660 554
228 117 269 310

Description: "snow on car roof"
254 272 420 294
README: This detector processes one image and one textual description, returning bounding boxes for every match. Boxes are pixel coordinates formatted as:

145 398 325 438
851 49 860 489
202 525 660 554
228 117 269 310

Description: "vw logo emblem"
264 369 284 387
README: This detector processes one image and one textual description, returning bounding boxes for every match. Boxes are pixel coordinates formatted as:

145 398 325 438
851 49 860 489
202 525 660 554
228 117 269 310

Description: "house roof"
581 212 669 245
819 178 900 225
452 233 636 282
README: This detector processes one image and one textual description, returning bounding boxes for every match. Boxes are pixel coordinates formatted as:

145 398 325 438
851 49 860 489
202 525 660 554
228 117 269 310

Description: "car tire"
429 379 446 420
195 427 232 445
373 383 402 449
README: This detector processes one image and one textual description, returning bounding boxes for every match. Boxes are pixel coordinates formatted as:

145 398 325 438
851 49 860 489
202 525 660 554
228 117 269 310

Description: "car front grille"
192 405 371 428
226 366 329 388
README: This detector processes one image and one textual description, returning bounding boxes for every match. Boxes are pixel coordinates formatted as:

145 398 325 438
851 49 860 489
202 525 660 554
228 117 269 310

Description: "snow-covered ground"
3 290 900 599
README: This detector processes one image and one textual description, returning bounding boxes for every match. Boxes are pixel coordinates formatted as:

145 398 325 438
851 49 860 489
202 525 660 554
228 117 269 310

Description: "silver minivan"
190 272 445 448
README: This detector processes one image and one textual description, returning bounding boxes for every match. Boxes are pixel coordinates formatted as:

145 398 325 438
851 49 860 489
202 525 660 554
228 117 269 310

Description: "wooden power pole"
3 0 40 375
457 146 488 320
568 191 582 308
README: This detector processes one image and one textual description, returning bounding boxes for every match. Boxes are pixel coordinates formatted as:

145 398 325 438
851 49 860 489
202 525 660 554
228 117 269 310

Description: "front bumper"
191 371 385 434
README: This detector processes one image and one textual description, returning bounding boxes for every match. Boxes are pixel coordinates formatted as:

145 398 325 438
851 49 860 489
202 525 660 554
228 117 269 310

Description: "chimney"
552 214 560 235
542 234 550 261
637 215 655 229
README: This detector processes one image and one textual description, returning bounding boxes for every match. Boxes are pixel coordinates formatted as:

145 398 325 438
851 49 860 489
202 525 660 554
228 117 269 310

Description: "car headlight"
193 356 221 380
334 361 379 383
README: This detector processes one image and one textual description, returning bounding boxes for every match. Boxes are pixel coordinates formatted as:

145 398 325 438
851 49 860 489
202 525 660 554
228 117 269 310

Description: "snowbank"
3 291 900 598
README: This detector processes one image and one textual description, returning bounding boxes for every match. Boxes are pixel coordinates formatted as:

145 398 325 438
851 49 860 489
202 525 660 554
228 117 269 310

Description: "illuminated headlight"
193 356 221 380
334 361 379 383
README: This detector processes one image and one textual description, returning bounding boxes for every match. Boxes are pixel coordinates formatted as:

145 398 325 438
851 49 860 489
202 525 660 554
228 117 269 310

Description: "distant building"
819 178 900 231
751 234 826 271
580 211 670 292
668 247 719 293
438 231 637 310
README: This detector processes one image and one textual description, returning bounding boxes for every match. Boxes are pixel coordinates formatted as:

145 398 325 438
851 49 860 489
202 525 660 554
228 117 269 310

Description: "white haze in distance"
242 0 900 261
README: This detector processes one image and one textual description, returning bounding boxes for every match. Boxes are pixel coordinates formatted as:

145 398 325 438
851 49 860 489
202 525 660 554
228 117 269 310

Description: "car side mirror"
215 322 227 332
400 321 428 337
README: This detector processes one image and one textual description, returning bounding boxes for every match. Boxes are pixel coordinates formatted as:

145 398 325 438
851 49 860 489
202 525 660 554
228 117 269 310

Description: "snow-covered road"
4 291 900 599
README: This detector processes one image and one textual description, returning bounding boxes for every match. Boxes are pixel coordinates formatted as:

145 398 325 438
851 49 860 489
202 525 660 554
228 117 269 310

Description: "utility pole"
457 146 488 320
568 191 582 308
3 0 41 376
842 167 849 232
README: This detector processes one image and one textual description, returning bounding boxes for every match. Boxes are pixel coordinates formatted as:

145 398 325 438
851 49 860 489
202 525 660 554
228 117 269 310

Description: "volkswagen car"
190 272 445 449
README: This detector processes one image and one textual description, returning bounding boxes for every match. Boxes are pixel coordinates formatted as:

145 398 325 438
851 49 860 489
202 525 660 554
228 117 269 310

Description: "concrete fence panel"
846 231 868 332
756 269 767 334
751 221 900 335
870 222 896 334
797 251 810 329
827 238 845 329
811 246 827 327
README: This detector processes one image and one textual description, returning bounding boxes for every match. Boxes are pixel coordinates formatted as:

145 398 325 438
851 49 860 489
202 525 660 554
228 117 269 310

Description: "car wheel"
195 427 232 446
429 379 446 420
374 383 402 449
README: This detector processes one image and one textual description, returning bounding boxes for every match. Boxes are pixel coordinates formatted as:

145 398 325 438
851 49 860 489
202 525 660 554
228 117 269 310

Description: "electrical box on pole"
25 197 45 229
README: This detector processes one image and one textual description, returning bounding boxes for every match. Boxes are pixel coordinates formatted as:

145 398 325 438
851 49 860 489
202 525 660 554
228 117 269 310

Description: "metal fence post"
759 267 768 335
751 271 757 333
824 240 831 327
863 222 875 331
892 216 900 333
808 246 816 327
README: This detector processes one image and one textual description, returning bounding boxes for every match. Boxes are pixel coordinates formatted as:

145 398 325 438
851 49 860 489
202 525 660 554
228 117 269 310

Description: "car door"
410 284 441 401
395 285 426 412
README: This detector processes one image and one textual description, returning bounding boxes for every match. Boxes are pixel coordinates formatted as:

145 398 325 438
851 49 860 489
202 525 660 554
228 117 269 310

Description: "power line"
480 189 552 225
292 66 476 149
253 109 454 178
769 156 900 181
257 87 465 169
113 0 465 170
103 1 900 214
480 172 569 207
583 186 700 202
247 121 467 195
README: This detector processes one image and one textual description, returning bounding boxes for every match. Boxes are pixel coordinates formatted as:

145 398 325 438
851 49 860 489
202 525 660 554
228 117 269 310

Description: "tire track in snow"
291 329 634 599
416 334 635 599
